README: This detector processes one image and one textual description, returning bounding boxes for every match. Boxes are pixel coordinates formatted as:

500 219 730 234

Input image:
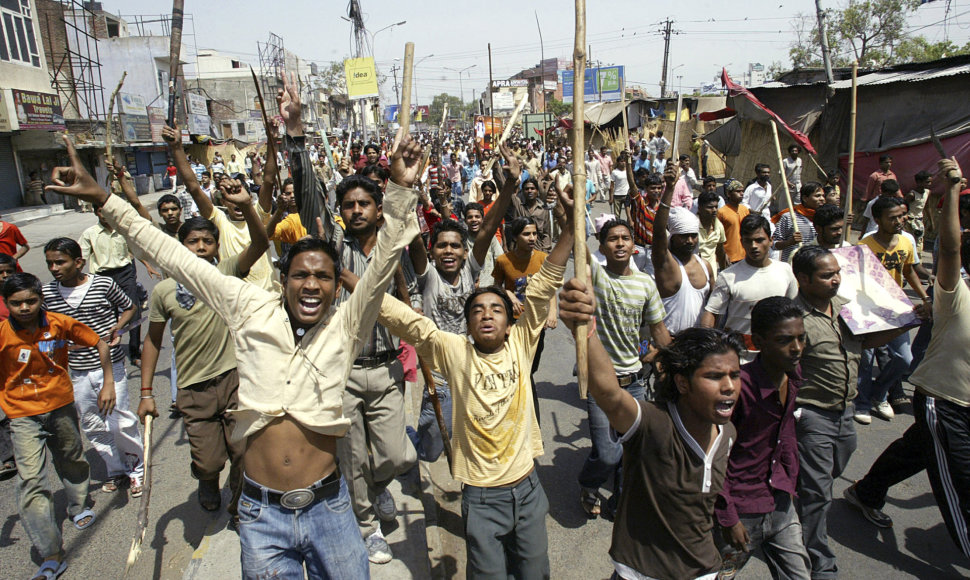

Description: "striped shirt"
43 275 132 370
590 260 666 374
772 210 816 262
285 133 422 358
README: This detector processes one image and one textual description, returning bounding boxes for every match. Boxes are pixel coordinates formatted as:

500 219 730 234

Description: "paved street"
0 197 967 579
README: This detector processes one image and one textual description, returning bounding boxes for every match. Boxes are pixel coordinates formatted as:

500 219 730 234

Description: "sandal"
72 508 96 530
30 559 67 580
580 488 601 516
101 478 120 493
0 460 16 477
130 475 144 498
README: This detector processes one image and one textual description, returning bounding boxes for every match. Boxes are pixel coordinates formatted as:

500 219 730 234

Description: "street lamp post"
413 54 435 122
366 20 406 137
444 64 476 128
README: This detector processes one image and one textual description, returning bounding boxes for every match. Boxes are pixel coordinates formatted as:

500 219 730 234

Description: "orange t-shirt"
717 204 751 263
0 311 101 418
493 251 548 319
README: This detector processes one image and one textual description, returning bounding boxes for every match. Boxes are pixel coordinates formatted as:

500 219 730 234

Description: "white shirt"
742 181 773 216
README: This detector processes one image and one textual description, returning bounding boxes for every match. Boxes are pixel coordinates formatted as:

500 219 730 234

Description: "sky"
113 0 970 105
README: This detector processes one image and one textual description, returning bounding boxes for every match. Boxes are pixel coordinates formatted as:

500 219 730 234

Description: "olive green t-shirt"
148 255 241 387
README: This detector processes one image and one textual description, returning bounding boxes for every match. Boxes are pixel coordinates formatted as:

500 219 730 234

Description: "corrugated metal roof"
754 61 970 90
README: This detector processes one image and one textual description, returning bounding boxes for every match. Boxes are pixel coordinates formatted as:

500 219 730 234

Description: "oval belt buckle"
280 488 315 509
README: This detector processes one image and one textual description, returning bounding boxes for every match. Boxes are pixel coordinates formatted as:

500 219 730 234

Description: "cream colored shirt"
206 206 277 291
909 278 970 407
78 222 132 273
379 260 565 487
100 181 419 441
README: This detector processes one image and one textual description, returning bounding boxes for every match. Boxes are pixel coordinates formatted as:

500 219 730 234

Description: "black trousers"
855 392 970 558
99 261 141 361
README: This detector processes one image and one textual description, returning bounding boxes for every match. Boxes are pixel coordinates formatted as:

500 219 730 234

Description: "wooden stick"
250 67 282 194
670 91 684 164
572 0 589 399
808 153 827 180
399 43 415 136
123 415 153 577
105 71 127 168
418 356 453 472
166 0 185 127
842 60 859 245
770 120 798 234
481 95 528 176
620 76 629 150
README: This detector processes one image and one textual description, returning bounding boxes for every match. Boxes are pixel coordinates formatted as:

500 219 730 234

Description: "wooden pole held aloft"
770 120 799 235
842 60 859 245
399 43 415 136
572 0 589 399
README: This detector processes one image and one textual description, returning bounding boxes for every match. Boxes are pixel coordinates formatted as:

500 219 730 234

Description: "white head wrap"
667 206 700 236
594 213 618 233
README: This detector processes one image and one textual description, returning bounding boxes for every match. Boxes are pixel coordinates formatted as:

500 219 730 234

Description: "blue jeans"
9 404 92 559
238 474 369 579
855 332 911 413
410 378 453 462
577 377 646 492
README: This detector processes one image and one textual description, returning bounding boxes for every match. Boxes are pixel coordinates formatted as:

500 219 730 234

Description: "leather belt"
242 466 341 510
354 348 401 368
617 373 639 387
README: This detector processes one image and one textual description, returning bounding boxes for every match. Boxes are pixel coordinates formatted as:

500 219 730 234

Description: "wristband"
659 201 671 209
140 395 155 400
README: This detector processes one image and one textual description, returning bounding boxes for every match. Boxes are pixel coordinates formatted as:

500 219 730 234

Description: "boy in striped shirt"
579 218 671 517
43 238 145 496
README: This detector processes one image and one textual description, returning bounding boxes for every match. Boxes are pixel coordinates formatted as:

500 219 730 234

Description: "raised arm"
559 276 639 433
221 176 270 277
162 125 214 219
279 72 340 247
108 156 152 222
473 143 519 266
47 135 263 328
652 164 680 291
937 158 964 292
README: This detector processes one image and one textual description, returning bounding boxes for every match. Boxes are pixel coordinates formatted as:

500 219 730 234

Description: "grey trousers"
337 358 417 538
796 405 857 579
717 491 811 580
462 469 550 580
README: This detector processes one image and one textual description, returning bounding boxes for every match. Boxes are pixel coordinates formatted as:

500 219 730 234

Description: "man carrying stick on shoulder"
45 129 423 579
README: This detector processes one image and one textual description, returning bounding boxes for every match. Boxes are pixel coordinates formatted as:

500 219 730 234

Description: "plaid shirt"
628 191 658 247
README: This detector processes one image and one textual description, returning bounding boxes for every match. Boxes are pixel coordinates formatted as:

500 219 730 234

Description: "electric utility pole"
659 18 673 98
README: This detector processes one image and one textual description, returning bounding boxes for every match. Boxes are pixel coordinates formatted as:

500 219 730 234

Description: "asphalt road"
0 196 968 579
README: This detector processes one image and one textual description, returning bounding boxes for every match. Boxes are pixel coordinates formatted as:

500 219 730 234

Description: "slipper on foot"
30 559 66 580
72 508 96 530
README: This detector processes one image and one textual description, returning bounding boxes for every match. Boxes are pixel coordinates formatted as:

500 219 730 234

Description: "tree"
428 93 476 126
545 98 571 117
319 61 348 95
895 37 970 63
788 0 931 69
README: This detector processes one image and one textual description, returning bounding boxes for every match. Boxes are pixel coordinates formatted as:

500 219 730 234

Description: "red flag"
721 69 816 155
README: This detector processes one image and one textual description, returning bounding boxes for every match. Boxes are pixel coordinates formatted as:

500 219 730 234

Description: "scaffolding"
257 32 285 101
45 0 105 122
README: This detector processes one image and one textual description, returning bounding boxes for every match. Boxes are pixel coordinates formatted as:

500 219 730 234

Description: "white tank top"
662 255 711 335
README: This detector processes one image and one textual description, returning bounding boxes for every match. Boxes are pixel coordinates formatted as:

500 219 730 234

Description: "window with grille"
0 0 40 67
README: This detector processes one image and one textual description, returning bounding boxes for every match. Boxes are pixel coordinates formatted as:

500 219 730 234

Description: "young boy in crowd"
558 275 742 580
716 296 812 579
43 238 145 496
0 272 114 580
373 186 574 578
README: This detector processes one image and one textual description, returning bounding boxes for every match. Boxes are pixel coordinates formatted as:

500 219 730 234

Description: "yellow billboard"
344 57 379 100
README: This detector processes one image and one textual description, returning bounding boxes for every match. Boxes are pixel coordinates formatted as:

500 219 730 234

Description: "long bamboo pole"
770 120 799 234
572 0 589 399
620 76 629 150
842 60 859 245
399 43 415 136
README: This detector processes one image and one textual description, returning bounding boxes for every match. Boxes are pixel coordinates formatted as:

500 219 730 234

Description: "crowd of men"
0 69 968 580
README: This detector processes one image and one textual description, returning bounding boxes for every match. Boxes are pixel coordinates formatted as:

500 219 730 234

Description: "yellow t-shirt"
206 207 277 291
379 260 565 486
859 234 914 288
